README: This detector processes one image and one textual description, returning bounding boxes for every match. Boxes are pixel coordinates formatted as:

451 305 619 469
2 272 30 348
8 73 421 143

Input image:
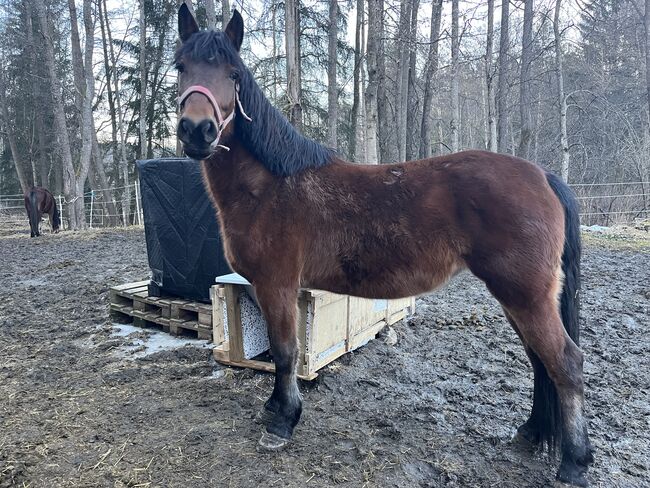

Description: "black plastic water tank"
137 158 231 302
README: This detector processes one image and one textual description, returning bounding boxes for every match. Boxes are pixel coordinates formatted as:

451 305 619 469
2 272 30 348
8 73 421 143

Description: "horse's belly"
304 259 463 300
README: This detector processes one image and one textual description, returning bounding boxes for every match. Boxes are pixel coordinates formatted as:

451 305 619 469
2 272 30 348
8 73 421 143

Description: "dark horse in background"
24 186 60 237
174 7 594 486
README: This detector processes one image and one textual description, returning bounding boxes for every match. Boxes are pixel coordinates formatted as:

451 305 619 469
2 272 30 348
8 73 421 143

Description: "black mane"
175 30 334 177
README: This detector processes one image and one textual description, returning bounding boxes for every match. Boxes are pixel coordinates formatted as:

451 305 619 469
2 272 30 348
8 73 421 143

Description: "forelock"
174 30 242 67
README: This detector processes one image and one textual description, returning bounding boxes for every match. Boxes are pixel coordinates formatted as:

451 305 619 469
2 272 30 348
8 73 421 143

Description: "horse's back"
297 151 565 300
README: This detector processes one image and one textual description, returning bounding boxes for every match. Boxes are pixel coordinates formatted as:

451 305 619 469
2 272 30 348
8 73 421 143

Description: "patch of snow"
110 323 211 359
581 224 609 233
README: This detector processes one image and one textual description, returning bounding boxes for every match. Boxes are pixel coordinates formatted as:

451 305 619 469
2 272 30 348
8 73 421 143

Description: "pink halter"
178 84 251 151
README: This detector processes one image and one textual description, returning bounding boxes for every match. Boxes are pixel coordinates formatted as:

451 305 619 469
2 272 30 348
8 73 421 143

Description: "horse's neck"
201 141 275 212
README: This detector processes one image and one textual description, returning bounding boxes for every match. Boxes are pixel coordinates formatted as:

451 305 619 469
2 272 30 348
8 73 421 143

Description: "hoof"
513 421 541 446
255 407 275 426
556 462 589 487
257 431 290 451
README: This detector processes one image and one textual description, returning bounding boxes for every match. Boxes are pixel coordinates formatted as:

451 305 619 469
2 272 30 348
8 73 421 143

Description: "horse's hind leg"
254 284 302 450
505 301 593 486
503 311 553 446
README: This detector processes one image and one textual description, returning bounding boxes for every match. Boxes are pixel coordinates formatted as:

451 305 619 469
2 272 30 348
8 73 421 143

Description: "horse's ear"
225 10 244 51
178 2 199 42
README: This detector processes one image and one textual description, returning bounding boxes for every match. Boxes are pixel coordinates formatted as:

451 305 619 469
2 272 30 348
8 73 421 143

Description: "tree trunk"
349 0 364 161
102 0 129 225
205 0 217 28
517 0 534 159
66 0 96 228
222 0 231 29
645 0 650 129
375 0 395 162
554 0 570 181
285 0 302 131
450 0 459 152
396 0 413 161
365 0 380 163
139 0 147 159
24 1 39 186
497 0 510 153
486 0 497 152
419 0 443 159
405 0 420 161
327 0 338 148
0 69 30 193
34 0 84 229
91 130 121 226
98 0 119 171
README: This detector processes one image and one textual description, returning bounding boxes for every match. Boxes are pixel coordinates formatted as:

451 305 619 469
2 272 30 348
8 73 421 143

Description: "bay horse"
175 7 594 486
24 186 60 237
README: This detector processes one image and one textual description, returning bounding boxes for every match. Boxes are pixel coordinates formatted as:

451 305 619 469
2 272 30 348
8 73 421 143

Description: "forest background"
0 0 648 228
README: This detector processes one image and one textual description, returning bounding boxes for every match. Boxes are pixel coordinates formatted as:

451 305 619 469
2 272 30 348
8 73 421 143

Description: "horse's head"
175 5 249 160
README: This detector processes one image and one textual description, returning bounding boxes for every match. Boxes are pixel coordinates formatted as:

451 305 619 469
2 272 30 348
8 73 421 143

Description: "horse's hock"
109 278 415 379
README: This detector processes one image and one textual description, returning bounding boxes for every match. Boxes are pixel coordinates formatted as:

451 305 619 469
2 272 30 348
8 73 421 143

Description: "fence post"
89 190 94 229
58 195 64 230
134 181 142 226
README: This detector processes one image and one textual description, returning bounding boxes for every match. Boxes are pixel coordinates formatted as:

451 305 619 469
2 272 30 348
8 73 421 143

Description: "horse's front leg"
254 284 302 450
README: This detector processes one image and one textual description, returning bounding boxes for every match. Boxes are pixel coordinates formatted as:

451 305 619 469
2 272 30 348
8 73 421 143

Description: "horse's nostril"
200 120 218 143
177 118 196 143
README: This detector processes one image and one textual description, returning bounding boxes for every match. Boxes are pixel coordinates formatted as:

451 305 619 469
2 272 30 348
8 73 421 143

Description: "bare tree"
139 0 147 158
222 0 231 29
349 0 365 161
405 0 421 160
517 0 534 159
486 0 497 152
375 0 396 162
396 0 413 160
419 0 443 158
554 0 570 181
205 0 217 28
365 0 381 163
327 0 338 148
645 0 650 123
285 0 302 130
450 0 459 152
99 0 129 224
497 0 510 153
0 68 30 193
34 0 88 229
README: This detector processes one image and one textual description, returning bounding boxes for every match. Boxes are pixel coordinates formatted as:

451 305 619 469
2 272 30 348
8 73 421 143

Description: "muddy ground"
0 224 648 488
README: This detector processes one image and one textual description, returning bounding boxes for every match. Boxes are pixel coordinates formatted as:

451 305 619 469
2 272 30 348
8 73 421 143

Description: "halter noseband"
177 84 251 151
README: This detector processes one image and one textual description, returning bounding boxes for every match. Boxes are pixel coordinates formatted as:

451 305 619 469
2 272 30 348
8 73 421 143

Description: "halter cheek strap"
178 84 252 152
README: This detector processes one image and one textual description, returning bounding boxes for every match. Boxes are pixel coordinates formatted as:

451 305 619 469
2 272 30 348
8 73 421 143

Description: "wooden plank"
348 320 386 351
211 286 226 346
224 285 244 362
212 346 317 381
111 280 150 292
198 311 212 326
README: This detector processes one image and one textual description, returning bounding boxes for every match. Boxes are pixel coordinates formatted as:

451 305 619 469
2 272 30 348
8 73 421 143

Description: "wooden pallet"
109 281 212 340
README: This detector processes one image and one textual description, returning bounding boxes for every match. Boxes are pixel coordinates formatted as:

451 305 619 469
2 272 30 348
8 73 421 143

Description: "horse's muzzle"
177 117 217 159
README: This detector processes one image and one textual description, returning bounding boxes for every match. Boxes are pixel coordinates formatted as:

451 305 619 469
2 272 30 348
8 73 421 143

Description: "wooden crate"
109 281 212 340
211 281 415 380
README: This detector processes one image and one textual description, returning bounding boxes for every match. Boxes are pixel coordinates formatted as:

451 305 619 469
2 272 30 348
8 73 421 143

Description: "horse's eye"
175 63 184 73
229 71 240 82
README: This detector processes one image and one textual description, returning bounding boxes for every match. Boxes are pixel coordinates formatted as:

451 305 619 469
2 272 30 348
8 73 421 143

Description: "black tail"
28 189 40 237
528 172 581 452
546 172 581 346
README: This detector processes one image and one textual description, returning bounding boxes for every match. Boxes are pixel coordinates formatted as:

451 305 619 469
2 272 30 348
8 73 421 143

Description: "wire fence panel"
1 180 648 230
0 181 145 231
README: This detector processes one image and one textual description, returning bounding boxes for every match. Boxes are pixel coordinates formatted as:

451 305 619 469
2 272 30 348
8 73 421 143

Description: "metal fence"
0 181 144 231
1 180 648 231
